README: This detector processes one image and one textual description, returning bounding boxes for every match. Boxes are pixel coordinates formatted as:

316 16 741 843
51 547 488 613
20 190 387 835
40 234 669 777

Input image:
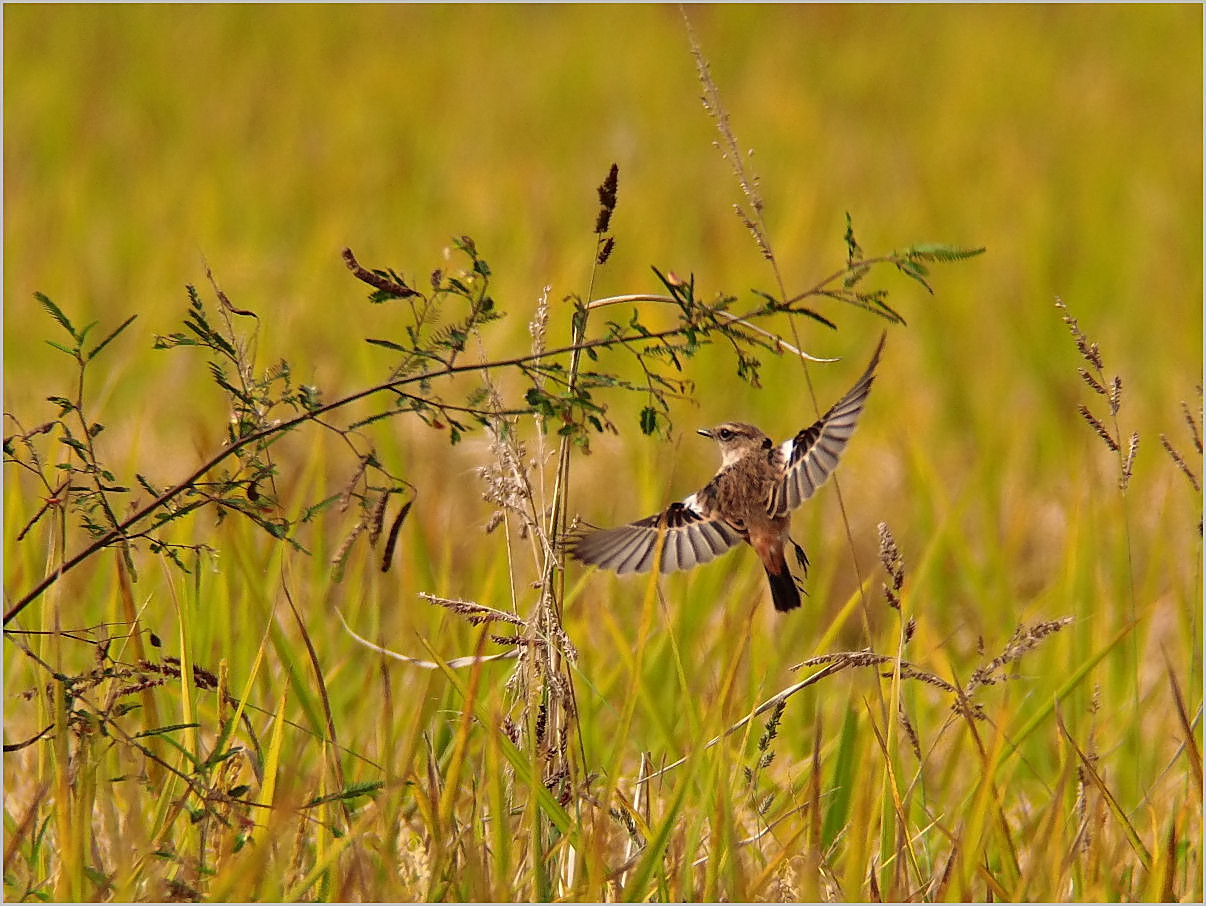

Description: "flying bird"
567 333 884 612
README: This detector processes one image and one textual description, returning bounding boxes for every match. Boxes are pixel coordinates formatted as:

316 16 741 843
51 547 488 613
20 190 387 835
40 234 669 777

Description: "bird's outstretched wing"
566 492 744 575
770 332 885 517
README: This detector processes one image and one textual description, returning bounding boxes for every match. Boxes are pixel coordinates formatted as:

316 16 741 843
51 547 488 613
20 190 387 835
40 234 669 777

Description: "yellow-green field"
4 6 1201 902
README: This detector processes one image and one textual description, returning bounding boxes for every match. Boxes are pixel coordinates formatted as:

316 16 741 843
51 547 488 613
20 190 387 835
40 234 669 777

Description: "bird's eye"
718 428 733 441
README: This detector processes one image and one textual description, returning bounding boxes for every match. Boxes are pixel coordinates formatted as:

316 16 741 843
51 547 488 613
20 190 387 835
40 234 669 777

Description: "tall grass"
5 5 1201 902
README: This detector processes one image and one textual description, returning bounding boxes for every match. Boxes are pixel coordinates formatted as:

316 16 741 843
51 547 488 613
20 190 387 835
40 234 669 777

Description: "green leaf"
858 292 907 325
639 407 658 435
207 362 251 403
843 262 873 289
44 340 77 358
303 780 384 808
153 332 199 349
525 388 555 418
822 706 860 851
297 384 322 411
368 289 403 305
86 314 138 362
46 395 75 414
797 307 838 330
571 305 588 341
263 520 290 540
133 722 202 739
750 288 781 312
903 242 986 262
60 436 88 456
894 258 934 294
896 258 930 278
202 746 245 770
76 320 98 349
35 292 77 340
844 211 863 265
299 494 341 522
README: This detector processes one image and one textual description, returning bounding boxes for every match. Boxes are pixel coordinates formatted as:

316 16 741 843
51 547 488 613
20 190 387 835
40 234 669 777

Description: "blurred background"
5 4 1201 659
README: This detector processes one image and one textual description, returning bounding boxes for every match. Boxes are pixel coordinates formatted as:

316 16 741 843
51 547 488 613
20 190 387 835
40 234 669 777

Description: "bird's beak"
697 428 712 439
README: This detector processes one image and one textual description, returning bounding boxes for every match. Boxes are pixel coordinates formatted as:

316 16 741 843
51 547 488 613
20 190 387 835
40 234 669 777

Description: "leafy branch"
5 184 979 628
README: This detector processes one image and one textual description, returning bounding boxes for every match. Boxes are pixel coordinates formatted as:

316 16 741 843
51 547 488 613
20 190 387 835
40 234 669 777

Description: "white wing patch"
770 333 884 517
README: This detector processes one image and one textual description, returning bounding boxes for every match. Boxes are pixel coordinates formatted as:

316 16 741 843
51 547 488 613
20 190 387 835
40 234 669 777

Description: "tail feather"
765 565 802 612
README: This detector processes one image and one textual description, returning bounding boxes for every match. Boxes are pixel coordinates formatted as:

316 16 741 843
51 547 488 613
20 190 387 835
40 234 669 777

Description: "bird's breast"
711 461 782 526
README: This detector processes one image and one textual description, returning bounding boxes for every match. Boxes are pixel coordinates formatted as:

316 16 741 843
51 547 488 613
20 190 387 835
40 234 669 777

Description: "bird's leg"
789 537 810 579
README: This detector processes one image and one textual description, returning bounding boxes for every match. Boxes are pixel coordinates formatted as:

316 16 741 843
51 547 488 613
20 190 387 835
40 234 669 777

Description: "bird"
566 333 885 612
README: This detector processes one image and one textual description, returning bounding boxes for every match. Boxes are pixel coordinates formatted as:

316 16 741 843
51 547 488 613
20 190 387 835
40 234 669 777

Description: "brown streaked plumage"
567 333 885 612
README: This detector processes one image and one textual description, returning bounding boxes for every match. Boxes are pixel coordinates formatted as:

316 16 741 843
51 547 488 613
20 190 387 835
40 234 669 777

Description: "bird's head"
698 422 773 468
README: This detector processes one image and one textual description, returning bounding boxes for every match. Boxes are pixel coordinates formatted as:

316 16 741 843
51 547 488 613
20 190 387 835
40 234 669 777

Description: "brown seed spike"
1120 432 1139 492
1078 404 1119 452
1160 433 1201 492
1078 368 1108 397
1084 341 1103 371
342 247 420 298
1109 375 1122 416
380 499 413 573
595 163 619 234
1183 399 1203 454
597 236 615 266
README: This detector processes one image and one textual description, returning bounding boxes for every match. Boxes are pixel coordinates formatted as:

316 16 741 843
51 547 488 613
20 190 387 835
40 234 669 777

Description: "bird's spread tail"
764 564 801 612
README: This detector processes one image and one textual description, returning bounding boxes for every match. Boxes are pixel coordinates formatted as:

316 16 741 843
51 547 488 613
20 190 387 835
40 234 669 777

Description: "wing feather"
568 494 744 575
770 333 884 517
